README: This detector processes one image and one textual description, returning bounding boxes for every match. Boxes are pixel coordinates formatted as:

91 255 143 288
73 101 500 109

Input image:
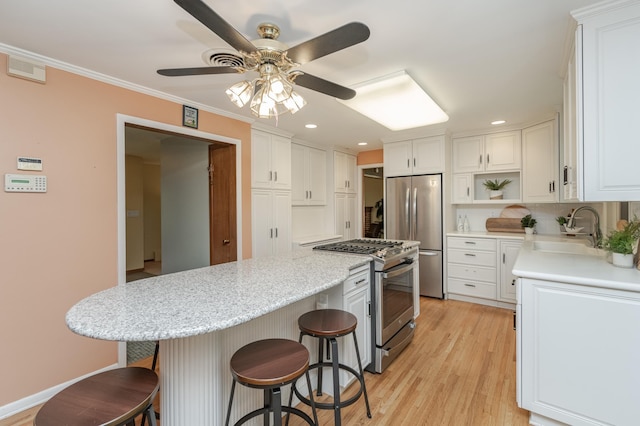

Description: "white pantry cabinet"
334 151 357 193
291 143 326 206
452 131 521 173
572 1 640 201
522 119 558 203
384 135 445 177
518 277 640 425
251 130 291 190
251 189 291 258
335 193 357 240
498 240 520 303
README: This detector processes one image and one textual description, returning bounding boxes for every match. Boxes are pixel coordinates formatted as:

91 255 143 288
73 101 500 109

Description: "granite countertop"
66 250 371 342
513 236 640 292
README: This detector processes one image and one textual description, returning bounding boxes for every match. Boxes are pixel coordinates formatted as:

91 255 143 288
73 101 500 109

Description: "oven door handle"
381 261 414 279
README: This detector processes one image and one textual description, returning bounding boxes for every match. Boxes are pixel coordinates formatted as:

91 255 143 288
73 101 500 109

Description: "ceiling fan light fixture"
226 80 253 108
282 90 306 114
338 70 448 131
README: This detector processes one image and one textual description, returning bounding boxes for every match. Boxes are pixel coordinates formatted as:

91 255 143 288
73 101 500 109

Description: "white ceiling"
0 0 601 153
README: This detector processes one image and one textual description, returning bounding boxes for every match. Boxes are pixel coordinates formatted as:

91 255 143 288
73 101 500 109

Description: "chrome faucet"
568 206 603 248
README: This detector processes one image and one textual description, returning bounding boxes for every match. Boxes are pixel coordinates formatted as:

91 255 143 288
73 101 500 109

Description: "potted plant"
603 219 640 268
521 214 537 235
482 178 512 200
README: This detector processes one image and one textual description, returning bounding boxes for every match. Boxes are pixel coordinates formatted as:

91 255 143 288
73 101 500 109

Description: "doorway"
117 114 242 365
362 166 384 238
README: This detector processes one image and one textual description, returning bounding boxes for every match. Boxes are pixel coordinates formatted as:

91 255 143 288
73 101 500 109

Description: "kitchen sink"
532 240 602 256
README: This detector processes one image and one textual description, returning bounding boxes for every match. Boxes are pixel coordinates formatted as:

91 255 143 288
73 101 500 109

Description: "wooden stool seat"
298 309 357 337
230 339 310 387
226 338 318 426
34 367 159 426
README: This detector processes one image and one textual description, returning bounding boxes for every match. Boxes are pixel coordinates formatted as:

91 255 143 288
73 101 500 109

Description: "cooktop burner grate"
313 239 403 255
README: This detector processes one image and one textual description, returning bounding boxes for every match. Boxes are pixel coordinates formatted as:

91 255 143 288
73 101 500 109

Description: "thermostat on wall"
4 174 47 192
17 157 43 171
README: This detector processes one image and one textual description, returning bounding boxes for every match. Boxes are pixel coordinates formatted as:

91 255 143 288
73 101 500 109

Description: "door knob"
223 239 230 245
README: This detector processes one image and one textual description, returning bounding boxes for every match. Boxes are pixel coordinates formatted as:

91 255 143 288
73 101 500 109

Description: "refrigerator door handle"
419 251 439 256
405 187 411 235
413 187 418 241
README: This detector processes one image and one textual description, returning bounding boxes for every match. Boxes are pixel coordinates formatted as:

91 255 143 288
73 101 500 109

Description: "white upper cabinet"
384 135 445 177
334 151 357 193
291 143 327 206
562 41 580 202
251 129 291 190
522 119 559 203
452 131 521 174
573 1 640 201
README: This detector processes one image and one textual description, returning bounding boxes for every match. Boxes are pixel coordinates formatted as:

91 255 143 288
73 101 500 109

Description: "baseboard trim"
0 363 119 420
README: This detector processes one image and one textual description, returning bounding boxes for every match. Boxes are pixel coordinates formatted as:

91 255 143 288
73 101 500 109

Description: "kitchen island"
66 249 371 426
513 237 640 426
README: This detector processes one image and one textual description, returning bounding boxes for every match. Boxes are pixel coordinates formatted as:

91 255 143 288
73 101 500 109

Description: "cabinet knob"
223 239 230 245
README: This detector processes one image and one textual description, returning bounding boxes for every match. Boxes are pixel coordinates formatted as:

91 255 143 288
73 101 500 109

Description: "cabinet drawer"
447 249 496 267
448 278 497 300
448 263 496 283
448 237 496 251
343 267 370 295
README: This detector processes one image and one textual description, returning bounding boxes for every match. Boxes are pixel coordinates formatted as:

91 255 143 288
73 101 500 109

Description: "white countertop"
66 250 371 341
513 236 640 292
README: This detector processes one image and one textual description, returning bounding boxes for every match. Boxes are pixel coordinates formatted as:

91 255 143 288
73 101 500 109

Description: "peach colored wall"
357 149 383 165
0 53 252 406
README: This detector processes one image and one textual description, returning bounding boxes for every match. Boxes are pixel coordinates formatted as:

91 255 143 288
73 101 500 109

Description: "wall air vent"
7 55 46 83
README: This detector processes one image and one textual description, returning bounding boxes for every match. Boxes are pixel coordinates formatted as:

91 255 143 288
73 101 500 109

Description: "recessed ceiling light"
305 124 317 129
491 120 506 125
358 142 368 146
337 70 448 131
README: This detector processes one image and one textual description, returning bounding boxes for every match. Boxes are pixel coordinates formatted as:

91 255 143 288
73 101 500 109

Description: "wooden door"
209 143 237 265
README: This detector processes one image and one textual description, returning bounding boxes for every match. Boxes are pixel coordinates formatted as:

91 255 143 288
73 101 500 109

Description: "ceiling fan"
158 0 370 117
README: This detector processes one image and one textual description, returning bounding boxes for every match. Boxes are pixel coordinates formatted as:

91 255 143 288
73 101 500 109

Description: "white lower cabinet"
447 235 522 307
498 240 521 303
518 278 640 425
447 236 497 302
342 264 372 379
251 189 291 258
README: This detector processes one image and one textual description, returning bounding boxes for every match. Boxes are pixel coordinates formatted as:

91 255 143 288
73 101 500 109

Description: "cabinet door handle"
275 228 278 238
309 190 312 199
274 171 277 182
503 253 506 263
552 181 555 192
563 166 568 185
464 241 476 245
486 154 490 164
464 283 476 288
413 158 416 167
467 187 470 196
306 190 309 199
270 228 273 238
479 155 483 164
549 182 552 193
355 278 366 285
269 171 273 181
465 253 476 257
368 302 371 317
511 279 516 286
407 159 410 168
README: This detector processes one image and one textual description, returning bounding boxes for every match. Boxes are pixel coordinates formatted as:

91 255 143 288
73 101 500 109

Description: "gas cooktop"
313 239 404 255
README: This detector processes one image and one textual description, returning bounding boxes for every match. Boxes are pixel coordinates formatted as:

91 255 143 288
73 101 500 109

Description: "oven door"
376 259 415 346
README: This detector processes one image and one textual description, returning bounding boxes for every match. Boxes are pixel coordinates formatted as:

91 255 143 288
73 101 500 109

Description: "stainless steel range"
314 238 417 373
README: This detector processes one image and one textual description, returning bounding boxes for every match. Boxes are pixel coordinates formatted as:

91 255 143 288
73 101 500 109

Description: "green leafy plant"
603 219 640 254
556 216 568 226
482 178 512 191
520 214 537 228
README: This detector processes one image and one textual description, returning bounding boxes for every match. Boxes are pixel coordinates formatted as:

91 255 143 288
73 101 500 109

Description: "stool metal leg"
304 370 319 426
329 337 342 426
316 336 324 397
272 388 282 426
351 330 372 418
225 379 237 426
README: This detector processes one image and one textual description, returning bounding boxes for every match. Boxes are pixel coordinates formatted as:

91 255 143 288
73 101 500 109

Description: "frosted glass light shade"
225 80 252 107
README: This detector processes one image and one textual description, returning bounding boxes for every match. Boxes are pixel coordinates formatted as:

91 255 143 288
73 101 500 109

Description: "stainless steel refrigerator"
386 174 443 298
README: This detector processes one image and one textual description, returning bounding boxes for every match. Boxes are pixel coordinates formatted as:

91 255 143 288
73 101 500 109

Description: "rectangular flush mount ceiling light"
338 70 448 130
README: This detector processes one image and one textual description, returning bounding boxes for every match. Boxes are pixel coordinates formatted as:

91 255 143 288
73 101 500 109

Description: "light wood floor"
1 298 529 426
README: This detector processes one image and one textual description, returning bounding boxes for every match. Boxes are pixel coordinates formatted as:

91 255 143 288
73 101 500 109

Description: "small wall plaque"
183 105 198 129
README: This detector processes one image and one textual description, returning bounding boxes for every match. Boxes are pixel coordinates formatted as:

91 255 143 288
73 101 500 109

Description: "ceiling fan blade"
173 0 257 54
157 66 240 76
286 22 370 65
294 72 356 100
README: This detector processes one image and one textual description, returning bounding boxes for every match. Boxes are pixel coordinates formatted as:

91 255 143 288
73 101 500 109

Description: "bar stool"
34 367 159 426
225 338 318 426
289 309 371 426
